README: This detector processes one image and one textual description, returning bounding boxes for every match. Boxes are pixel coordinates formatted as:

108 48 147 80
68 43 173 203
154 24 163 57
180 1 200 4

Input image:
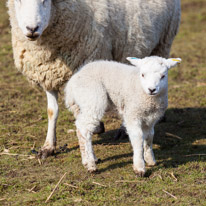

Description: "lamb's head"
127 56 181 96
14 0 52 41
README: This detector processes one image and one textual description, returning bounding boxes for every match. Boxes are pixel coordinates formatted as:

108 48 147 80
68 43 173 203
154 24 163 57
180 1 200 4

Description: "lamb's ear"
126 57 141 67
165 58 182 69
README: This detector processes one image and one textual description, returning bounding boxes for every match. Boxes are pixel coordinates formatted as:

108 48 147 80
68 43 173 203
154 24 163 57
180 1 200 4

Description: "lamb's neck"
138 85 168 109
149 89 168 109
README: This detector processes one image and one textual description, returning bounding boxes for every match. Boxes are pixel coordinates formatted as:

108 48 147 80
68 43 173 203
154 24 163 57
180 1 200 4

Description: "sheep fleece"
7 0 180 91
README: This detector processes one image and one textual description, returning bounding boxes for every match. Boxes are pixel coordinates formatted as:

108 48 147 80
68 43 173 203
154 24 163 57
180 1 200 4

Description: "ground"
0 0 206 205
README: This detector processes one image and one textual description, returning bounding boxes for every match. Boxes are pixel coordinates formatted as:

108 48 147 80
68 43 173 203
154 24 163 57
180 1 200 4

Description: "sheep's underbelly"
21 63 72 91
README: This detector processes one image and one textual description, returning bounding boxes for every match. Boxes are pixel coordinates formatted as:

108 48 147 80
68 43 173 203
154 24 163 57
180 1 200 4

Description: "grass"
0 0 206 205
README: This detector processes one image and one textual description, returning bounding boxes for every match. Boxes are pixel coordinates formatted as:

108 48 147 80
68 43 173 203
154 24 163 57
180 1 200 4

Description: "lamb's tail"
64 81 80 118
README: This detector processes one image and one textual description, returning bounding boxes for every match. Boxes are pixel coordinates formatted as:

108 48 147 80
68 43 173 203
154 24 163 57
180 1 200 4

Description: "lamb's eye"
142 74 145 78
161 75 165 80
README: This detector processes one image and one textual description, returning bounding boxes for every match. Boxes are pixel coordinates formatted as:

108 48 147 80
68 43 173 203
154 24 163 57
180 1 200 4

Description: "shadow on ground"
68 107 206 174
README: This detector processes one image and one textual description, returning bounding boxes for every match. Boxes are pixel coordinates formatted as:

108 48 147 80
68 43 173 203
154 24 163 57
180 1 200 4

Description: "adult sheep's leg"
93 122 105 134
125 119 145 177
143 126 156 166
38 90 59 159
114 124 128 140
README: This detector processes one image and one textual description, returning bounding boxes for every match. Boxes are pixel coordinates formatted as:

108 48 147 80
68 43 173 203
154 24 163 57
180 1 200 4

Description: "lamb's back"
78 61 139 93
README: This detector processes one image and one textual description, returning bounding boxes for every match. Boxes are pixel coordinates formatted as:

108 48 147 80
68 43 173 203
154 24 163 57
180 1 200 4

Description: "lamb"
7 0 181 158
64 56 181 176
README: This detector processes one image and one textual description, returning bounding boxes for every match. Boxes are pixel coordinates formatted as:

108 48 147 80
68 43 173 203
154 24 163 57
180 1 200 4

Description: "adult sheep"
7 0 181 158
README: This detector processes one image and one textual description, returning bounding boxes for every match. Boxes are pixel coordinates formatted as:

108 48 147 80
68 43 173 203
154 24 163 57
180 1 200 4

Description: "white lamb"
64 56 181 176
7 0 181 158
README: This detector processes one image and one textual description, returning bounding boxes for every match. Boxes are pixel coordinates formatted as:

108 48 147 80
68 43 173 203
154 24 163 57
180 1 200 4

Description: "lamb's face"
139 62 168 96
127 56 181 96
14 0 52 41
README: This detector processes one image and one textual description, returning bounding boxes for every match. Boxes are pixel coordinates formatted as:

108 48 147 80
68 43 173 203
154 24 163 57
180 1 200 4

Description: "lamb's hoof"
134 170 146 177
144 158 157 167
146 161 156 167
93 122 105 134
88 168 98 174
114 128 128 140
86 162 97 173
38 148 54 159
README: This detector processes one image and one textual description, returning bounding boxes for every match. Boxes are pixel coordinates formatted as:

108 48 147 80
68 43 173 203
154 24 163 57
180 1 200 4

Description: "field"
0 0 206 205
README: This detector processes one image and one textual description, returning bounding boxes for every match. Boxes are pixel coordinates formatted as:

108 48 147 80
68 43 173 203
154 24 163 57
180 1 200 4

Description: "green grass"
0 0 206 205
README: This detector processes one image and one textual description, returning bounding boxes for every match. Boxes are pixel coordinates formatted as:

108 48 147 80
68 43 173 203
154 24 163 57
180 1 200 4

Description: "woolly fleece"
65 60 168 126
7 0 181 91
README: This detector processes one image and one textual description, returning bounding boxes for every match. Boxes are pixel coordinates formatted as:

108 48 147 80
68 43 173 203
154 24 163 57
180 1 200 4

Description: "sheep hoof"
38 148 54 159
93 122 105 134
134 170 146 177
114 128 128 140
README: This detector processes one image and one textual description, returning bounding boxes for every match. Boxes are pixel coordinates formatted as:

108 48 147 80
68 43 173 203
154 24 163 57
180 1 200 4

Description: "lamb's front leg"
125 120 145 177
38 90 59 159
144 126 156 166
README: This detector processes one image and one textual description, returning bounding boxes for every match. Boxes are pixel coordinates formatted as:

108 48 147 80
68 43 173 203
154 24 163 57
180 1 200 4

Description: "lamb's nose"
149 88 156 94
26 26 39 34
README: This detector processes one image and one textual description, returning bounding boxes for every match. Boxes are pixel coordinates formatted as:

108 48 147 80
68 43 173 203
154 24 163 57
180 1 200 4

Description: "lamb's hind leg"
76 114 102 173
76 128 97 172
71 104 105 135
38 90 58 159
